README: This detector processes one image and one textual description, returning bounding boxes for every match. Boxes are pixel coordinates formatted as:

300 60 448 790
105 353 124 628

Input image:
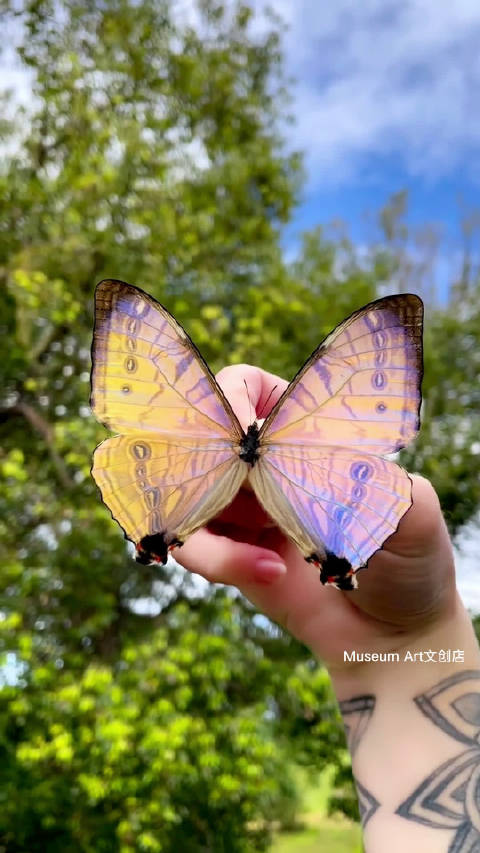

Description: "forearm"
328 595 480 852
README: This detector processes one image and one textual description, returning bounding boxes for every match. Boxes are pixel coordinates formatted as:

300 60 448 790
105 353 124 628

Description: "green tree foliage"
375 192 480 533
1 594 342 852
0 2 350 850
1 0 479 850
407 290 480 532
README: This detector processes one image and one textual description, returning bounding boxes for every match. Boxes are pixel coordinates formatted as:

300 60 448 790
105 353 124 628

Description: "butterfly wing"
249 294 423 589
91 280 247 561
91 279 242 439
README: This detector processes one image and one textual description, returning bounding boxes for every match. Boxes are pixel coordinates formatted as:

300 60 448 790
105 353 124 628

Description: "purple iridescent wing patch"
250 294 423 589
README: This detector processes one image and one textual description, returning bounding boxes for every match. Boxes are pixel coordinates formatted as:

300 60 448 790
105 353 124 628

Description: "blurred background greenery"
1 1 479 850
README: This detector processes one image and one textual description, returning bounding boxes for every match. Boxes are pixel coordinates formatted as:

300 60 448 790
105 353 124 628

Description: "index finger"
215 363 288 431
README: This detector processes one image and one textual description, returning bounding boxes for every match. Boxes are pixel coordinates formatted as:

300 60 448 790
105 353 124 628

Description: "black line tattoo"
396 670 480 851
356 779 381 828
339 694 379 827
339 695 376 756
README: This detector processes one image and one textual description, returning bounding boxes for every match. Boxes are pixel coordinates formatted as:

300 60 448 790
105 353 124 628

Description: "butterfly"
90 280 423 590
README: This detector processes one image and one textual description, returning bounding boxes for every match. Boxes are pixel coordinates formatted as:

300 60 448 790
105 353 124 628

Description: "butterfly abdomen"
239 423 261 466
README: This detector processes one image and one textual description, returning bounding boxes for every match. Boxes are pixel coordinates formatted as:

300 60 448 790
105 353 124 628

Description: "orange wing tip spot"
334 571 359 591
306 551 360 591
135 534 184 565
326 572 358 591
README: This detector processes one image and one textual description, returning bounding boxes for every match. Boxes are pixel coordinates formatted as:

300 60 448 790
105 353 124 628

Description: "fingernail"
254 559 287 583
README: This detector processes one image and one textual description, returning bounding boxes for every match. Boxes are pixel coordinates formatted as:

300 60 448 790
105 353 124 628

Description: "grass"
270 767 362 853
271 822 362 853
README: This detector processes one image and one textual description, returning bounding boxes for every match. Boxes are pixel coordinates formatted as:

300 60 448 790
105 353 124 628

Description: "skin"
174 364 480 853
175 363 458 665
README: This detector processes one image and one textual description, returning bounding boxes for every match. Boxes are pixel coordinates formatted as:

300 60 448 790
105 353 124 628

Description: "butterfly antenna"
258 385 279 419
244 379 255 425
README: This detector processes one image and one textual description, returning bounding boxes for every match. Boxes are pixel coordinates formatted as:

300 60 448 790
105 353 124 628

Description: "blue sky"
4 0 480 262
250 0 480 277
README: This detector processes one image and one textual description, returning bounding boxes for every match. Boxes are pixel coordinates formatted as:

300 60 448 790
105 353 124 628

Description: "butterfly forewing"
91 280 246 560
249 294 423 588
260 294 423 453
91 280 243 440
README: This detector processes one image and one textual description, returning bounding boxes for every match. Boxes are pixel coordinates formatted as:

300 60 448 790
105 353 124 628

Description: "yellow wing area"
92 434 247 552
90 280 247 558
260 294 423 454
91 280 242 441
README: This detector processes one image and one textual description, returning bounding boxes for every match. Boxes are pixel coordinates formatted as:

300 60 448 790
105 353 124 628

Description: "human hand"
174 364 458 668
175 364 480 853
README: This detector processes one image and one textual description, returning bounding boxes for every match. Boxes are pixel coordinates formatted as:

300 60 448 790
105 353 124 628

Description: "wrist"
327 593 478 700
326 596 480 852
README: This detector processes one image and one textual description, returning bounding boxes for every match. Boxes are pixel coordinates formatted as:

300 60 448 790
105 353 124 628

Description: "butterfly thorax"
239 423 261 466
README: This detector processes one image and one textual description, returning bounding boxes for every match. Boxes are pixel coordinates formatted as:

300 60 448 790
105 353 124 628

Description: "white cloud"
252 0 480 187
5 1 480 187
455 517 480 614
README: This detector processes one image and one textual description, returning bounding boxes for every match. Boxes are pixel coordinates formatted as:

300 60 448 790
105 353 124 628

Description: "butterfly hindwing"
91 280 246 559
249 446 412 588
92 434 247 561
250 294 423 588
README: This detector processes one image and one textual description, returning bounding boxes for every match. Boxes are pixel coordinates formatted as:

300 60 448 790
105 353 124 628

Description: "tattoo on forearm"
340 670 480 843
339 694 379 826
339 695 376 756
396 669 480 850
355 779 380 828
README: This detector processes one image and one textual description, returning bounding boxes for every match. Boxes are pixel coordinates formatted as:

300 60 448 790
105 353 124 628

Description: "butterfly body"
91 280 423 590
238 423 262 465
